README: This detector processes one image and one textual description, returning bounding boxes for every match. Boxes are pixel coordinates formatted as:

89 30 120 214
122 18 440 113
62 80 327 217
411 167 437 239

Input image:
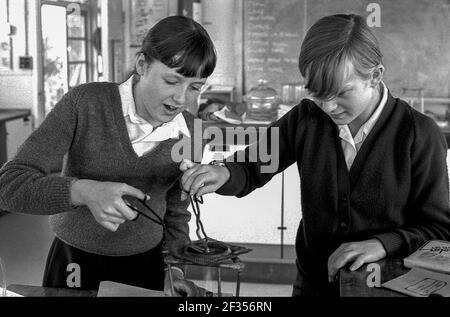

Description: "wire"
189 195 209 251
125 193 250 265
178 195 234 265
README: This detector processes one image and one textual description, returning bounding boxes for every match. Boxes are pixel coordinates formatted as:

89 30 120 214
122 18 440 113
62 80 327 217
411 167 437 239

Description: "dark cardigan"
219 91 450 284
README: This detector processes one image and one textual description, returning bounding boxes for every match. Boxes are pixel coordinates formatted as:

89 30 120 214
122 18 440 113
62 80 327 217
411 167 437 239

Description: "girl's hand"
70 179 145 232
164 268 207 297
179 159 230 200
327 239 387 283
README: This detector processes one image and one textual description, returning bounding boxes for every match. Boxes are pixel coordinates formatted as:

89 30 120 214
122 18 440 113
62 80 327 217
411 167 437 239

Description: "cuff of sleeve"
48 176 80 212
216 162 245 196
371 232 405 258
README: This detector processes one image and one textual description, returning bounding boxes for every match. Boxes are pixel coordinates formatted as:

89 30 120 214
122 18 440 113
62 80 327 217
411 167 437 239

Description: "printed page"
382 268 450 297
404 240 450 273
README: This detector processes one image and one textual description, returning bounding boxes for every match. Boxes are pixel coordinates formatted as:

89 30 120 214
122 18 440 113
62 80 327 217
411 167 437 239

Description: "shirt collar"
338 81 388 143
119 75 191 139
119 75 145 124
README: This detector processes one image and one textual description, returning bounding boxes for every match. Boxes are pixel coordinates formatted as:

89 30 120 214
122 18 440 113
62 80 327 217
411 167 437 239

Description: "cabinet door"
6 119 32 161
188 173 282 244
188 164 303 245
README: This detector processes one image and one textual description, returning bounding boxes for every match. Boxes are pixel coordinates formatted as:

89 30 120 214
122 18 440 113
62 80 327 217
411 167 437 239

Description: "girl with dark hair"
0 15 216 296
180 14 450 296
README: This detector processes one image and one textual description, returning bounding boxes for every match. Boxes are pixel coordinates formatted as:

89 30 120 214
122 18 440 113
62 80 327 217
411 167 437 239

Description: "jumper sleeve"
0 87 81 215
163 180 192 256
373 115 450 257
218 102 306 197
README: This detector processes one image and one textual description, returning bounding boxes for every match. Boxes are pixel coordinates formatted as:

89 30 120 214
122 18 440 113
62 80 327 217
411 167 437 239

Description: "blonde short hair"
299 14 383 100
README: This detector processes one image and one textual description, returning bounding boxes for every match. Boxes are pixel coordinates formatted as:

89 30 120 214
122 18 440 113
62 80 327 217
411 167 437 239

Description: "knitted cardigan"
0 82 203 256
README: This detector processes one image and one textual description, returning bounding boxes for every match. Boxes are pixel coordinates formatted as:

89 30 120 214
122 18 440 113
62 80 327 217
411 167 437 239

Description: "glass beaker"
294 84 307 102
245 79 280 121
281 83 306 105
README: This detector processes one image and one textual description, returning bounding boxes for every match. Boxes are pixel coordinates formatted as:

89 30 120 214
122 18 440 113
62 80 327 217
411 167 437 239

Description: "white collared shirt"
338 82 388 171
119 76 191 157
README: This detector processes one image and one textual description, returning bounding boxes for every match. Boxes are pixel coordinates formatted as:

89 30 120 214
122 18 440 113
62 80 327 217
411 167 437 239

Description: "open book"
403 240 450 274
382 268 450 297
97 281 165 297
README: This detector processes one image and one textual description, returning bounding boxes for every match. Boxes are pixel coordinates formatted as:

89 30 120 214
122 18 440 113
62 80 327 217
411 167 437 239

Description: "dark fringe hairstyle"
134 15 217 79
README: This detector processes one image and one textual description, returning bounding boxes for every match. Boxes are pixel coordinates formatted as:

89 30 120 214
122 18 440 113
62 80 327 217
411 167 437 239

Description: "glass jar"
244 79 280 121
281 82 307 105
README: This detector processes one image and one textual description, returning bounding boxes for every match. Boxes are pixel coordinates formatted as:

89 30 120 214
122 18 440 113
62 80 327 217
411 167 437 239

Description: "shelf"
0 108 31 123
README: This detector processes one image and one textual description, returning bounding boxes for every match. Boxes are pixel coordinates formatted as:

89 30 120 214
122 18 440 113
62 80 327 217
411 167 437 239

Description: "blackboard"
243 0 305 93
130 0 169 46
243 0 450 98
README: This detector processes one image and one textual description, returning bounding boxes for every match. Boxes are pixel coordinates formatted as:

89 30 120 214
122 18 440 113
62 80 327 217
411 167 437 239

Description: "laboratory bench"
0 108 32 167
5 259 409 297
0 108 32 216
339 259 409 297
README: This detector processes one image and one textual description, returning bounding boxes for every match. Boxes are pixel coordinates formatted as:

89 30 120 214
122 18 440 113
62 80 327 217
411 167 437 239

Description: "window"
67 9 88 88
40 0 97 115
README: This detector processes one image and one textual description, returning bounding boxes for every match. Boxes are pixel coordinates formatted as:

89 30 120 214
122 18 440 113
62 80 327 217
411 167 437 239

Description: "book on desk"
382 240 450 297
403 240 450 274
382 267 450 297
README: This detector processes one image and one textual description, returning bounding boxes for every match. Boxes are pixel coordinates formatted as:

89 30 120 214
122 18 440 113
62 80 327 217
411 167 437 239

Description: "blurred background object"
244 79 280 122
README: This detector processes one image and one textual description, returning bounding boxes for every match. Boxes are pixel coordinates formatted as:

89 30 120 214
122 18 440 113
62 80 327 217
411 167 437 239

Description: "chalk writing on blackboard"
130 0 168 46
243 0 450 98
244 0 304 93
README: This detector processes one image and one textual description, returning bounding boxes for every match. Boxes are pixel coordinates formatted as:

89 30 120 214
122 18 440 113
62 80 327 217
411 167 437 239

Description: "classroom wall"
0 0 34 111
202 0 239 87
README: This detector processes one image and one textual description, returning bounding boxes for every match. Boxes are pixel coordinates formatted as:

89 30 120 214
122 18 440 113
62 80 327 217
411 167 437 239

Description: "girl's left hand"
164 269 207 297
327 239 387 283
